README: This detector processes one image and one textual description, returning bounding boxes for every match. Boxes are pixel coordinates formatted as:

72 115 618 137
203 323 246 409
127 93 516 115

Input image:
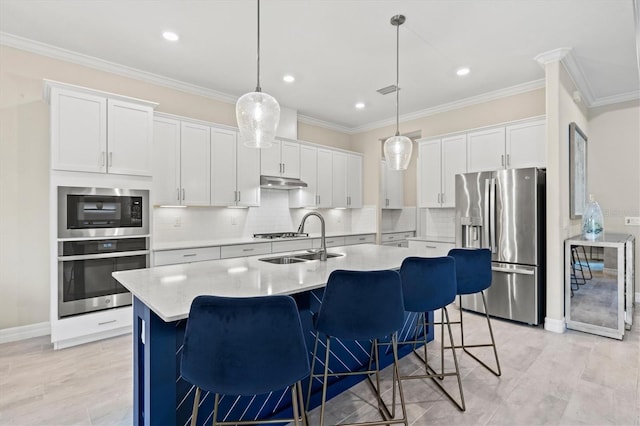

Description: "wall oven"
57 187 150 318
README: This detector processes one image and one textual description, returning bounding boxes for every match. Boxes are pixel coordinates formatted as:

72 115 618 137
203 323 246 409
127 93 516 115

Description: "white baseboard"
544 317 566 333
0 321 51 344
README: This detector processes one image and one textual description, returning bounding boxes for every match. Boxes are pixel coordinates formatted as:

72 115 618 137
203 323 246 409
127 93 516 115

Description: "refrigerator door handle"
492 266 535 275
489 177 497 253
483 178 491 250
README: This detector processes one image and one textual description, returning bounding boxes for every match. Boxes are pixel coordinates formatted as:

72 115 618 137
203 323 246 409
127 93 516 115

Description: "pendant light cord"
256 0 262 92
395 18 400 137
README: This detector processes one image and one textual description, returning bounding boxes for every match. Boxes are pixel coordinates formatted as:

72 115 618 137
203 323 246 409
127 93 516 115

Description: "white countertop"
114 244 431 322
152 231 377 251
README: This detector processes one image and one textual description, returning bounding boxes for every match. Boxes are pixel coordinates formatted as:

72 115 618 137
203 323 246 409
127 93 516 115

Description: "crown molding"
351 79 546 134
534 47 572 65
589 90 640 108
297 114 353 134
0 32 238 104
559 49 596 106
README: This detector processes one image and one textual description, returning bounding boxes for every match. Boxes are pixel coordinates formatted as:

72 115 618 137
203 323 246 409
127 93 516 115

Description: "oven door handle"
58 250 150 261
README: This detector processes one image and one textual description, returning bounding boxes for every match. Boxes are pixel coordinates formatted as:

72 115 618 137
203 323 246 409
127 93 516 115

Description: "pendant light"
383 14 413 171
236 0 280 148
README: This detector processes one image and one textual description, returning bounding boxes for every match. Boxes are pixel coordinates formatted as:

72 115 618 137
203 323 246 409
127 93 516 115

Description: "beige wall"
588 100 640 291
0 46 351 330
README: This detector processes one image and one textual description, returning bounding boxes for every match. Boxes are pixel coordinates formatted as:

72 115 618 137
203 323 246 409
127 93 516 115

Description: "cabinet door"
280 141 300 178
385 162 404 209
441 134 467 208
50 88 106 173
210 128 237 206
236 140 261 207
152 117 181 205
316 148 333 208
418 140 442 208
290 145 317 208
106 99 153 176
506 119 546 168
260 139 282 176
347 154 363 208
467 127 505 172
180 122 210 206
332 151 348 208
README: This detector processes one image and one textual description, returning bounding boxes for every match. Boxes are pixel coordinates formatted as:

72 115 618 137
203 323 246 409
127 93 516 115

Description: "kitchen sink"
258 252 343 264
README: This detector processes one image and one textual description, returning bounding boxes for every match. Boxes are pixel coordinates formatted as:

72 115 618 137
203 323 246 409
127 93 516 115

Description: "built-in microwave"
58 186 149 238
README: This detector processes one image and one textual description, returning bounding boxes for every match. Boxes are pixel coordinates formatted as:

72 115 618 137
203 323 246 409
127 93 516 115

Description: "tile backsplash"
420 208 456 238
381 207 417 233
153 190 377 243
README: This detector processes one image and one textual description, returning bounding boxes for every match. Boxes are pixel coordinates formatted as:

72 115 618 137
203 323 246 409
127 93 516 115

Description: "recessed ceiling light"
355 102 365 109
162 31 179 42
456 67 470 76
283 75 295 83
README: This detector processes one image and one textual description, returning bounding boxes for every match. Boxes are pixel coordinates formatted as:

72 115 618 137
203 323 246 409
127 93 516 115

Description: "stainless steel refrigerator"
455 167 546 325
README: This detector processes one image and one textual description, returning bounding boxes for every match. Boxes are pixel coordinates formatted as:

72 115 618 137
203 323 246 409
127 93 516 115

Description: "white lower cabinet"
381 231 415 247
154 246 221 266
271 239 314 253
345 234 376 245
407 240 455 257
220 243 272 259
313 236 346 249
51 306 132 350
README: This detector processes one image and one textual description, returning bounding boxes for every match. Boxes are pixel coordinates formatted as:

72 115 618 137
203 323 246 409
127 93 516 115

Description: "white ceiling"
0 0 638 132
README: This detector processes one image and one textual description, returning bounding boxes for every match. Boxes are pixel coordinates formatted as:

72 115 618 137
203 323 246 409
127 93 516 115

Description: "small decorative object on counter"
582 194 604 240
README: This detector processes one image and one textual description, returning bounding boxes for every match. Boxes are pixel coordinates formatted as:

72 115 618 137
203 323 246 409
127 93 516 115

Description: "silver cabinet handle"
437 193 441 204
177 188 180 201
358 237 365 241
506 154 510 167
317 195 320 205
501 154 505 167
242 248 254 252
98 320 116 326
425 245 437 249
282 163 285 174
101 152 106 166
238 191 241 202
108 152 113 167
441 193 445 204
182 188 185 200
233 191 237 202
183 253 197 257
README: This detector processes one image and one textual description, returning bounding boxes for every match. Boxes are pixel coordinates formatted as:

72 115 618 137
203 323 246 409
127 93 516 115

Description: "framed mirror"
569 122 587 219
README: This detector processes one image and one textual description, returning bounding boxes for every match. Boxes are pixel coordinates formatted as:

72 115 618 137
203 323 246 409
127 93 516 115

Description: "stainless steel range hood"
260 175 308 189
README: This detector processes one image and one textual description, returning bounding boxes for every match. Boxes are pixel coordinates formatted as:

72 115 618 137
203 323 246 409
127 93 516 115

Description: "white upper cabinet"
381 160 404 209
316 148 333 208
152 118 210 206
180 122 211 206
346 154 363 208
47 82 155 176
467 127 506 172
211 128 260 207
289 145 318 208
332 151 348 208
260 139 300 178
418 135 467 208
505 118 546 168
467 117 546 172
152 117 181 205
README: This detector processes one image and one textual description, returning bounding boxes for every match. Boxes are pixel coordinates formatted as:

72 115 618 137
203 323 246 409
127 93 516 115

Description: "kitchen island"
113 244 435 426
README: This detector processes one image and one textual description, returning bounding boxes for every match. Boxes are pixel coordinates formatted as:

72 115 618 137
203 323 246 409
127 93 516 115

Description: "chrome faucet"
297 212 327 261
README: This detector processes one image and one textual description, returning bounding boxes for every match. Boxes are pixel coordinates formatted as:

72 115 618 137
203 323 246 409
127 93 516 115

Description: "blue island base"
133 289 433 426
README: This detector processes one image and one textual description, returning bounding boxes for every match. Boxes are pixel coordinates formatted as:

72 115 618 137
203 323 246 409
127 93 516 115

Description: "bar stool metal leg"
190 386 201 426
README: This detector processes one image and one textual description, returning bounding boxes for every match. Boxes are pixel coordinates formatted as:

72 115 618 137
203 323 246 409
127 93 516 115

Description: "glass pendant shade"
384 134 413 170
236 91 280 148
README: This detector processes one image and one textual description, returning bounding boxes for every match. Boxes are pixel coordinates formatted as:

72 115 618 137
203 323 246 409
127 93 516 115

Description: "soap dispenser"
582 194 604 240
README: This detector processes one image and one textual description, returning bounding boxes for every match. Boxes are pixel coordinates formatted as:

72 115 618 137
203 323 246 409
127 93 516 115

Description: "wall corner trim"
0 321 51 344
543 317 566 334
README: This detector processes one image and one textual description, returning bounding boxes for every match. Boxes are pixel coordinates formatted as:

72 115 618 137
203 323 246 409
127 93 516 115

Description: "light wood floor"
1 307 639 425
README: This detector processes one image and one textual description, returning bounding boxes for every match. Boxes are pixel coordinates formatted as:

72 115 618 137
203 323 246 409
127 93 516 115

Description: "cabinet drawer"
52 306 132 342
312 236 345 248
407 241 455 257
345 234 376 245
220 242 271 259
272 239 313 253
154 246 221 266
382 232 415 242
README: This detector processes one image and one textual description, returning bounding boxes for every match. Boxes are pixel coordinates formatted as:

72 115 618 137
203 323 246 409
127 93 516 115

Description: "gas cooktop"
253 232 309 239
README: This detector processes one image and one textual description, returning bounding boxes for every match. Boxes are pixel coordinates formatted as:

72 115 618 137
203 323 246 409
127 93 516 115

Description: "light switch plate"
624 217 640 226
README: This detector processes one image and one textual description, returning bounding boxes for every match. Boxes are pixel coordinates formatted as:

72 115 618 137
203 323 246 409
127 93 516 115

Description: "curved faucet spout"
297 212 327 261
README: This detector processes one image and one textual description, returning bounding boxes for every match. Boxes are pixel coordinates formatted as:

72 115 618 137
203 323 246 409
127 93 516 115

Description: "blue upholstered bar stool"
307 269 408 426
398 256 465 411
181 295 310 426
447 248 502 376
